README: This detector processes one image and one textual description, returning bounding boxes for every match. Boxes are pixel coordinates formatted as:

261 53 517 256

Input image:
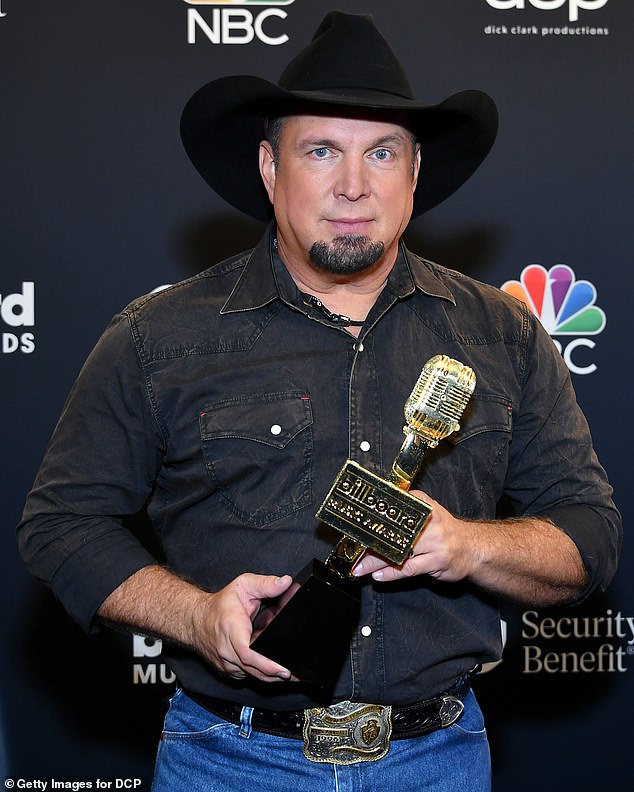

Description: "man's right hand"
191 572 295 682
97 565 295 683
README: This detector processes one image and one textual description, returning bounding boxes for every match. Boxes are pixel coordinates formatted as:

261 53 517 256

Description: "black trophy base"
250 559 360 690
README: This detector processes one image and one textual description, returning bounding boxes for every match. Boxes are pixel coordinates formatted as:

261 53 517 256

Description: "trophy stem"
389 431 430 488
325 536 366 578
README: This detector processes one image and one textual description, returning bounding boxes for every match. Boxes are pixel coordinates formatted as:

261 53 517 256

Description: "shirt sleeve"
503 310 622 600
17 311 165 632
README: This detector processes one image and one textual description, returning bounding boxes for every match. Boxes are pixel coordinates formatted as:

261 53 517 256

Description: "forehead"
279 111 414 145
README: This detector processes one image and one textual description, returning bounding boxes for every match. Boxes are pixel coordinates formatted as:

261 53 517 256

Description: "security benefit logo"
184 0 295 46
521 609 632 674
501 264 606 375
1 282 35 354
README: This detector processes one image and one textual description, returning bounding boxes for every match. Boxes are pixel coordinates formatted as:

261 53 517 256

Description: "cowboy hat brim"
180 76 498 222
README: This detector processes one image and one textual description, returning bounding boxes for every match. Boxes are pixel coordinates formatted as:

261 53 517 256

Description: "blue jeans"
151 688 491 791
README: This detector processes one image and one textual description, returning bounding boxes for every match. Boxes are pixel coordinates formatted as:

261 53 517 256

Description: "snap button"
354 342 364 352
270 424 282 435
361 625 372 637
359 441 371 452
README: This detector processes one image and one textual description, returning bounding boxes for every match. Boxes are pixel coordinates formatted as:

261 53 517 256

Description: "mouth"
326 218 374 235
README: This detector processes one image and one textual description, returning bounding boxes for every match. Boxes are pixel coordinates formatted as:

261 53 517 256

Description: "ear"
259 141 276 204
411 143 421 192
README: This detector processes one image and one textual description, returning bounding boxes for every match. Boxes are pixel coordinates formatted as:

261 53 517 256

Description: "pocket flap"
199 391 313 449
447 393 512 444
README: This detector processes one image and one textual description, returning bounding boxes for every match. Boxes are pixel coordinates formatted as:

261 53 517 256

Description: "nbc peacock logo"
501 264 606 375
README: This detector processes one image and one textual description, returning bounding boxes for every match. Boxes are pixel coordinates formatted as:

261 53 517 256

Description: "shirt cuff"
542 503 622 601
51 535 158 633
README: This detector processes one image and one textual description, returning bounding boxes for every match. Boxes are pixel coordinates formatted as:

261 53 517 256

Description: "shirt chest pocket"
199 391 314 527
424 393 513 518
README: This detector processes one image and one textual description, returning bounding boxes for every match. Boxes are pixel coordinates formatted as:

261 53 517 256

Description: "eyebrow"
296 132 410 152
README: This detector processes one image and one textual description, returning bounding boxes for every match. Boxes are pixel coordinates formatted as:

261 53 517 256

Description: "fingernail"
372 570 384 581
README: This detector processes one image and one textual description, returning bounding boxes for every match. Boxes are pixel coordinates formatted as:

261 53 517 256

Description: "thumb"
242 572 294 600
262 573 294 597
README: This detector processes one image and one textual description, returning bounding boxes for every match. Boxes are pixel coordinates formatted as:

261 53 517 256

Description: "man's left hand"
351 490 472 583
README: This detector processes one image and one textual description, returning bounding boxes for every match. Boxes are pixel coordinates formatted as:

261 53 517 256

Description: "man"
18 11 620 791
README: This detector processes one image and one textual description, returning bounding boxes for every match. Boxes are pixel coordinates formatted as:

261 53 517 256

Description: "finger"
222 661 247 681
351 553 390 577
241 573 294 604
240 646 293 682
370 558 416 582
410 488 437 508
227 620 294 682
361 550 431 582
215 638 291 683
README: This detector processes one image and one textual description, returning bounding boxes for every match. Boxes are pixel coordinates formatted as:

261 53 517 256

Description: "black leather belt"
186 675 470 742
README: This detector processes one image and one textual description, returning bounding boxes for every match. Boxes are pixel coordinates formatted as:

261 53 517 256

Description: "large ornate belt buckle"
302 700 392 765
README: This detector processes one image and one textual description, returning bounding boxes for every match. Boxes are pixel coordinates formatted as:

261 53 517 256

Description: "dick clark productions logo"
501 265 606 375
484 0 608 23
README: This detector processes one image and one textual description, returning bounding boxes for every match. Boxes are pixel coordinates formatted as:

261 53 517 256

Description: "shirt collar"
220 224 280 315
398 242 456 305
221 223 456 314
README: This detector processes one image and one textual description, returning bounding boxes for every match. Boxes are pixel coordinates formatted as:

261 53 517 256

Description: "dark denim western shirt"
19 224 621 709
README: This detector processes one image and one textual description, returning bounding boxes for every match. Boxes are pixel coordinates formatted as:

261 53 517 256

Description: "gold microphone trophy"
251 355 476 690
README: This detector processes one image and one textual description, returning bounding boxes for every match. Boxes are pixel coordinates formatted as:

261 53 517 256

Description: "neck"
274 239 396 330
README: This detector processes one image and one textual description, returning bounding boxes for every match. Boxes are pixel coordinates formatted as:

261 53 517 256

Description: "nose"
334 156 370 202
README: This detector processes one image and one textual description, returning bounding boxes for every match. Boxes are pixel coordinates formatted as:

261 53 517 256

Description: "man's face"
259 113 420 277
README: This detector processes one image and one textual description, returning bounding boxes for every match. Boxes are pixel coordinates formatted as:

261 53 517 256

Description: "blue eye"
373 148 391 161
313 147 331 158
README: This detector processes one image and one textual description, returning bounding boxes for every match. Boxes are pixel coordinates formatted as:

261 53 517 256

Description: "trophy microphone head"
404 355 476 447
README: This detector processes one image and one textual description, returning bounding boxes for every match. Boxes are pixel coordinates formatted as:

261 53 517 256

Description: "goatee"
309 235 385 275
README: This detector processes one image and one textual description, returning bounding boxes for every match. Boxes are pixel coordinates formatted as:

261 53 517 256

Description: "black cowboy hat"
180 10 498 221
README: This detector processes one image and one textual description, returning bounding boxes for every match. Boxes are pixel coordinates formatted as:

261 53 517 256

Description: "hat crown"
278 11 416 100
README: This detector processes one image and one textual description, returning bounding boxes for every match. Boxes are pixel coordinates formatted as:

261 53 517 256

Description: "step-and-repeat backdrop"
2 1 631 789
